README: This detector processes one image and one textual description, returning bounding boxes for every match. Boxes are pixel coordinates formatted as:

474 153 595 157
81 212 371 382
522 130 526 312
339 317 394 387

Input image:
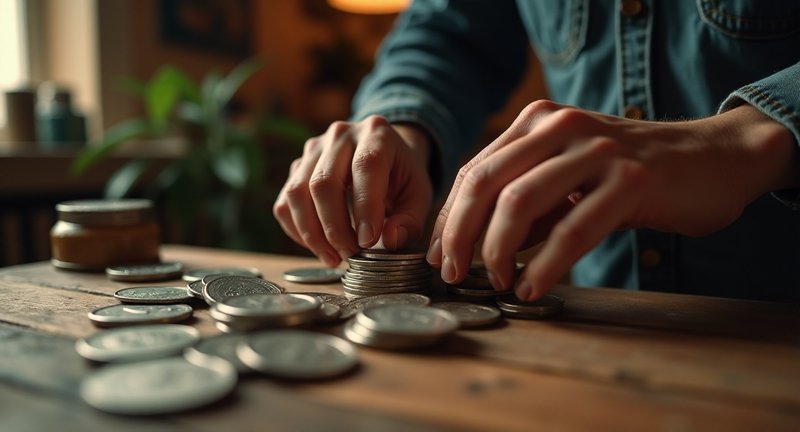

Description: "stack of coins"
496 294 565 319
342 249 431 298
201 275 284 306
343 304 458 350
209 293 322 333
183 267 264 299
446 262 524 299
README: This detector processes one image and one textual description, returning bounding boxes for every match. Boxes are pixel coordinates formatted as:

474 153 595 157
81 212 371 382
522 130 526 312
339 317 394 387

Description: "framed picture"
160 0 251 55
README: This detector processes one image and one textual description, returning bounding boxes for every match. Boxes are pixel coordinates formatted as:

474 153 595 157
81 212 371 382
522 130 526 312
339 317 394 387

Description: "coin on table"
203 275 284 305
215 294 321 327
88 303 193 327
187 280 205 299
81 356 236 415
105 262 184 282
184 334 252 374
496 294 565 319
358 249 426 261
75 324 200 362
340 293 431 319
237 330 358 379
316 303 342 324
283 267 345 284
431 302 501 328
182 266 262 283
292 292 349 308
114 286 194 304
345 304 459 350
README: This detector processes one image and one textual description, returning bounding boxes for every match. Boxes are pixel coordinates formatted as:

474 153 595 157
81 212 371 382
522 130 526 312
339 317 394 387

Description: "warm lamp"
328 0 410 14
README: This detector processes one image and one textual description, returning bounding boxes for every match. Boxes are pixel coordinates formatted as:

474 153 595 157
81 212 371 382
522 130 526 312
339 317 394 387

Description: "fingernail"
487 271 504 291
441 255 456 283
395 225 409 248
357 221 373 247
515 279 532 300
427 237 442 266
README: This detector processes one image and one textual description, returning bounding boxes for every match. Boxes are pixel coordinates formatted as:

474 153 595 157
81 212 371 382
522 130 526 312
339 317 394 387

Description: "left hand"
426 100 799 300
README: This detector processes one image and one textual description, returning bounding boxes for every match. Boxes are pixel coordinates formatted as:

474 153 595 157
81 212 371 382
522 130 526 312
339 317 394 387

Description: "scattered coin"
81 356 236 415
182 267 262 283
344 304 458 350
292 292 349 308
283 267 345 284
88 304 193 327
496 294 565 319
113 286 195 304
203 275 284 305
187 279 205 299
316 303 342 324
184 334 252 374
238 330 358 379
340 293 431 319
431 302 502 328
105 262 184 282
209 294 321 332
75 324 200 362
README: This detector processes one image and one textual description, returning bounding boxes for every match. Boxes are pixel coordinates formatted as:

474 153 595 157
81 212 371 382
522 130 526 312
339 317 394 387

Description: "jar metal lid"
55 199 155 226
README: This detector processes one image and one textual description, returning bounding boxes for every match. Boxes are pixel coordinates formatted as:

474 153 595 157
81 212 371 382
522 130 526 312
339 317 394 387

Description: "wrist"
392 123 432 164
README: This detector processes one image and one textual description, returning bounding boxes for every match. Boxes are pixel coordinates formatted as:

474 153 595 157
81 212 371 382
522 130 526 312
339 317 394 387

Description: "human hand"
426 100 798 300
273 116 433 267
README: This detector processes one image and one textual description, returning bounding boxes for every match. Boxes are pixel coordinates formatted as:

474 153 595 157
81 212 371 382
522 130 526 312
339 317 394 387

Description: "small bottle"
36 82 87 150
50 199 161 271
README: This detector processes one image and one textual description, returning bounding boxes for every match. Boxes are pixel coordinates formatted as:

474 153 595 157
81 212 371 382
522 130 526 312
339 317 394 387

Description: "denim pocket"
518 0 589 67
697 0 800 39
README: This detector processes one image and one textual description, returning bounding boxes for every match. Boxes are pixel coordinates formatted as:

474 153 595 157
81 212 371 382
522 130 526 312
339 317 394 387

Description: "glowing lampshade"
328 0 410 14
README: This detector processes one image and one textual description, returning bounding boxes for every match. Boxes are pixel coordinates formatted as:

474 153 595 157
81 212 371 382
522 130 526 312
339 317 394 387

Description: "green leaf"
212 146 248 189
258 117 313 144
116 76 148 97
216 58 263 108
104 159 150 199
145 66 199 125
71 119 152 174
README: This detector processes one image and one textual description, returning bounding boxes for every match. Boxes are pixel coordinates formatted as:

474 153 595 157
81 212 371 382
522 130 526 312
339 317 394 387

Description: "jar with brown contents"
50 199 161 271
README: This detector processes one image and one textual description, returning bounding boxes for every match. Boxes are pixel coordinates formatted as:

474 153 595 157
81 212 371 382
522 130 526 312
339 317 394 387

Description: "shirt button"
620 0 643 17
624 105 644 120
640 248 661 267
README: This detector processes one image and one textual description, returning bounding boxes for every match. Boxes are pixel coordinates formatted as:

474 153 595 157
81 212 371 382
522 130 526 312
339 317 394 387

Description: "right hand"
273 116 434 267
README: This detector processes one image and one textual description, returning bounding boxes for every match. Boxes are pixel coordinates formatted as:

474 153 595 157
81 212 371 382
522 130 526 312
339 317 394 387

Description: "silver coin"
344 269 430 282
183 267 262 283
203 276 284 305
496 294 564 319
237 330 358 379
316 303 341 324
81 356 236 415
282 267 345 284
184 334 252 373
114 286 194 304
215 294 320 319
75 324 200 362
446 284 502 298
292 292 349 308
343 319 425 350
356 304 459 336
105 262 184 282
88 304 193 327
341 276 430 289
342 285 428 297
430 302 501 328
347 256 425 267
187 280 205 298
340 293 431 319
347 261 430 272
359 249 426 261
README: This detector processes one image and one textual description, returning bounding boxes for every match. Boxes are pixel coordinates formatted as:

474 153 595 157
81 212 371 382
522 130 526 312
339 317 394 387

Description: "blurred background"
0 0 546 267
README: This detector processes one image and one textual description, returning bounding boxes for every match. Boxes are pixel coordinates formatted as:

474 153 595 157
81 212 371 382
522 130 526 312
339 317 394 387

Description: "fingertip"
426 237 442 266
515 278 533 301
357 221 374 248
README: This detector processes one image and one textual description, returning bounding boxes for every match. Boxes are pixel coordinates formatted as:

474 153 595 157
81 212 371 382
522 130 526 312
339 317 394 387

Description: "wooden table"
2 245 799 431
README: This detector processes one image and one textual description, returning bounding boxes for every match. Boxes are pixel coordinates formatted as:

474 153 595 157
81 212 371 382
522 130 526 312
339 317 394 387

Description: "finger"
427 100 563 266
516 160 645 300
482 138 617 290
436 107 580 283
273 159 305 246
350 116 397 249
309 125 359 259
381 167 433 249
285 138 340 266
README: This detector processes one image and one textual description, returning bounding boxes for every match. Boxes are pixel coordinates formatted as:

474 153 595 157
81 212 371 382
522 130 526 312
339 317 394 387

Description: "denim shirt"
352 0 800 302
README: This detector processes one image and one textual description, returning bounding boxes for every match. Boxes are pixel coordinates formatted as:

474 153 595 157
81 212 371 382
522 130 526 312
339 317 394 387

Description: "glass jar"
50 199 161 271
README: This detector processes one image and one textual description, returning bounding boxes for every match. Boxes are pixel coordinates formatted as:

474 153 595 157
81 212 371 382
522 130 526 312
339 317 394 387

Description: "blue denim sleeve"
719 62 800 210
351 0 530 189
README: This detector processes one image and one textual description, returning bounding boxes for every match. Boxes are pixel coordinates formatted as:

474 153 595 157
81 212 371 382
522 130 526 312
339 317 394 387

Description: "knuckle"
520 99 559 118
272 199 290 220
308 171 339 197
586 137 619 156
362 115 389 130
613 160 647 186
284 181 309 202
460 167 494 198
548 107 586 127
496 186 528 215
303 137 320 155
351 148 383 173
326 121 350 136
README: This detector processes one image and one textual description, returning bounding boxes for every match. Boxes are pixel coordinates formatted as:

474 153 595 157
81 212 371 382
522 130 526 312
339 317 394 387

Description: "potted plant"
72 59 312 251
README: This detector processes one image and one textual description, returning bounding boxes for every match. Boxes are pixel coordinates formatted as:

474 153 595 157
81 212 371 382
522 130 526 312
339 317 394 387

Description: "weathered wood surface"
1 244 799 431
